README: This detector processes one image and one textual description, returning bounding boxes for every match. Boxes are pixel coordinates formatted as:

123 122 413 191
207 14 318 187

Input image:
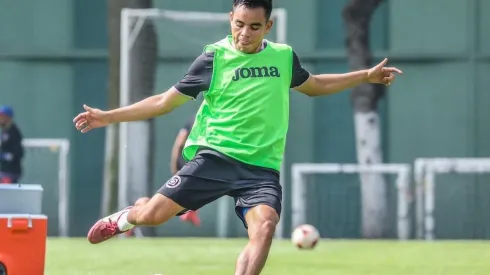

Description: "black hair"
233 0 273 20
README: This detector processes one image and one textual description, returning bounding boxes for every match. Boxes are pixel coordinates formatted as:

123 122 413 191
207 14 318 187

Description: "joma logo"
232 66 280 81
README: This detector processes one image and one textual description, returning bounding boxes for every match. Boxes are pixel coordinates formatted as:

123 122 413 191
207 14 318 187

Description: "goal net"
414 158 490 240
22 138 70 237
119 8 287 238
290 163 411 240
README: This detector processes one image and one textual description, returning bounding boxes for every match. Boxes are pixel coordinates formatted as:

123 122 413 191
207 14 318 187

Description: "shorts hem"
156 189 198 213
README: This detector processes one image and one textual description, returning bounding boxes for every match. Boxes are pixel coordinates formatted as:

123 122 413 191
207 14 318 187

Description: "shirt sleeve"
174 52 215 99
290 51 310 88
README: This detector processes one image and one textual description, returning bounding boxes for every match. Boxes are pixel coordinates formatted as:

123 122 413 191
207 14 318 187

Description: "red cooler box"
0 214 48 275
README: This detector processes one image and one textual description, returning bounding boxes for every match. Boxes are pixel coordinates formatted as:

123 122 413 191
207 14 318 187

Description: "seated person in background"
0 105 24 184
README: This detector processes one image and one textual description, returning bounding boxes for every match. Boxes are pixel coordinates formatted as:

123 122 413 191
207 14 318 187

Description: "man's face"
230 5 273 54
0 115 9 127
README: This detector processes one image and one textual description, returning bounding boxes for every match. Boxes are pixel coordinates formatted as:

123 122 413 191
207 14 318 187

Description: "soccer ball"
291 224 320 249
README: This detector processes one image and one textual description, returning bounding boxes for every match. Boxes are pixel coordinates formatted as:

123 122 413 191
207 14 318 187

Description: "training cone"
0 214 48 275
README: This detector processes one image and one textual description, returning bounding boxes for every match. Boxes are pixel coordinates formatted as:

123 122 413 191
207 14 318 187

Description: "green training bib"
183 35 293 171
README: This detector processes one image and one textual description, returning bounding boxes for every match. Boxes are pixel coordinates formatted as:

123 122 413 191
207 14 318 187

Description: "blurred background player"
0 105 24 184
170 114 201 227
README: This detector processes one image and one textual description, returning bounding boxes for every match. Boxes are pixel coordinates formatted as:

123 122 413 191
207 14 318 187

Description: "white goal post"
414 158 490 240
22 138 70 237
119 8 287 237
291 163 412 240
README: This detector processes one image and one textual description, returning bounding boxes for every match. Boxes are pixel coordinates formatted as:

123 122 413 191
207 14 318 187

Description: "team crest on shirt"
165 175 181 188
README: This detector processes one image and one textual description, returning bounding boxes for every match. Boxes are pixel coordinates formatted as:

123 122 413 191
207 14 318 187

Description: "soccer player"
170 114 201 227
74 0 402 273
0 105 24 184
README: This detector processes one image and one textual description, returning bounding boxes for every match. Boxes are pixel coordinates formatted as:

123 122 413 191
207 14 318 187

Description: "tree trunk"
343 0 388 238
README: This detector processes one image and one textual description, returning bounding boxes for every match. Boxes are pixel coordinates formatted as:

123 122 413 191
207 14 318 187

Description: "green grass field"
45 238 490 275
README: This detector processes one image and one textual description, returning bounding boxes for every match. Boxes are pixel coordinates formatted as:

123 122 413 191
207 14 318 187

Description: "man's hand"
73 104 111 133
366 58 403 86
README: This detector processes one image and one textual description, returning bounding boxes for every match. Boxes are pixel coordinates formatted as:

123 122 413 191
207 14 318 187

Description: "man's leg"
127 193 185 226
87 193 184 244
230 169 282 275
87 153 232 244
235 205 279 275
123 197 151 237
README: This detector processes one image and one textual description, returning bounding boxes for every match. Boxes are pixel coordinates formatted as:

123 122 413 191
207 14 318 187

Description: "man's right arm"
106 88 190 123
106 52 213 123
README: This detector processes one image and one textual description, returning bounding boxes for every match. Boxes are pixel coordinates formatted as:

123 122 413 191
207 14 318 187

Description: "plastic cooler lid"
0 214 47 219
0 184 43 191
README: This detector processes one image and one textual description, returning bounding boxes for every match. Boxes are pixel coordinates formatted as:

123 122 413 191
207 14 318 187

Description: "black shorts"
158 149 282 228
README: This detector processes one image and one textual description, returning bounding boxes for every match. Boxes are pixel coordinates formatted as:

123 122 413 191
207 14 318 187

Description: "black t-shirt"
174 43 310 98
0 123 24 175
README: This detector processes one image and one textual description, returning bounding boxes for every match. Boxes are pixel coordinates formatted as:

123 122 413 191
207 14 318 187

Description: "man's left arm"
290 51 402 97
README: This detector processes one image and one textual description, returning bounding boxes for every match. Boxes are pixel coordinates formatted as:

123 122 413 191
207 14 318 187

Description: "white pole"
414 159 424 239
396 168 410 240
424 170 435 240
58 140 70 237
216 198 229 238
291 165 306 229
273 8 287 44
118 9 131 210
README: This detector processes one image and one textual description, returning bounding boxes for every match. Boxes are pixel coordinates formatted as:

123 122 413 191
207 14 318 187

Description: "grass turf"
45 238 490 275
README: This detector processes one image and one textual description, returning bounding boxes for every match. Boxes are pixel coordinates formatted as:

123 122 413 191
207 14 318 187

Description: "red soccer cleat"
87 206 133 244
180 210 201 227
